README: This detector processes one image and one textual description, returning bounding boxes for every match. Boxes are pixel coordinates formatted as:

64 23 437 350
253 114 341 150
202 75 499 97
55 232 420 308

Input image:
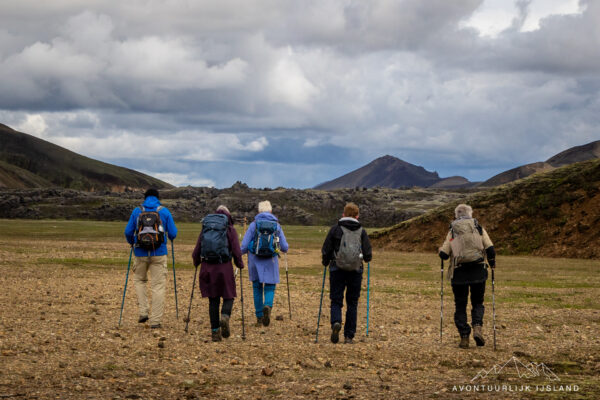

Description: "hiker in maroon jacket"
192 205 244 341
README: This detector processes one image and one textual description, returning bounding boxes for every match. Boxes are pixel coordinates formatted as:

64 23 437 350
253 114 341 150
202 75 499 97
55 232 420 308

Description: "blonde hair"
258 200 272 213
216 205 230 214
454 204 473 219
343 202 359 218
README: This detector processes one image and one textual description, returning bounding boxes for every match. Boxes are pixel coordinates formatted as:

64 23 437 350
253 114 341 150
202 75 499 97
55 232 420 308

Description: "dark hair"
144 188 160 199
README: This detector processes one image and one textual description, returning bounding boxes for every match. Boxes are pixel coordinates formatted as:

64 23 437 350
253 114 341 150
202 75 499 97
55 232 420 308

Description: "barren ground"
1 220 599 399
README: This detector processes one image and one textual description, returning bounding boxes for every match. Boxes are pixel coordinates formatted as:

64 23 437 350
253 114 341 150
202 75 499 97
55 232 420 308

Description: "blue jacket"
124 196 178 257
241 212 289 284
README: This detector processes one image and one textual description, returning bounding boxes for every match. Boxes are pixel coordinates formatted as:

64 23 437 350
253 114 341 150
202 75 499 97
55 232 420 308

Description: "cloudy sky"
0 0 598 188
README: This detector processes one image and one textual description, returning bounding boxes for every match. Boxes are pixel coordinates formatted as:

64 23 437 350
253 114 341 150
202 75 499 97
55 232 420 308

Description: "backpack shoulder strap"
157 206 163 212
140 205 145 212
473 218 483 235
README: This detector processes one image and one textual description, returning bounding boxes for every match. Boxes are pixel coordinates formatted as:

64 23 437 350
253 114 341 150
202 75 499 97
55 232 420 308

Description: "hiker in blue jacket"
124 188 177 328
241 200 289 327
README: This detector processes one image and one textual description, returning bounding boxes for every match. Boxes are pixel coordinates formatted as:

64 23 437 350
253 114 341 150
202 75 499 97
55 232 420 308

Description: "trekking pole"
440 259 444 344
240 217 247 340
171 240 179 319
315 265 327 343
285 253 292 320
118 247 133 327
240 267 246 340
492 266 497 351
184 265 198 333
366 261 371 337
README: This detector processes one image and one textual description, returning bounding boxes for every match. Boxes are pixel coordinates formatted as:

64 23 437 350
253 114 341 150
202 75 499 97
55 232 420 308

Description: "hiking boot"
473 325 485 346
344 337 354 344
254 316 263 327
331 322 341 344
211 329 222 342
150 324 161 329
138 315 149 323
220 315 231 339
459 335 469 349
262 306 271 327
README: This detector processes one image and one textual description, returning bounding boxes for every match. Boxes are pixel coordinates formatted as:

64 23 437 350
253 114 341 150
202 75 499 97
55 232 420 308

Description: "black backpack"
200 214 231 264
136 205 165 250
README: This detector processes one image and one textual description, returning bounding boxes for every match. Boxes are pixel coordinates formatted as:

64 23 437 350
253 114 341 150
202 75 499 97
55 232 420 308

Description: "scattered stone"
58 362 67 368
501 324 507 329
276 315 284 321
535 325 544 333
261 367 274 376
158 341 165 348
231 359 240 365
135 371 146 377
343 383 353 390
324 360 332 368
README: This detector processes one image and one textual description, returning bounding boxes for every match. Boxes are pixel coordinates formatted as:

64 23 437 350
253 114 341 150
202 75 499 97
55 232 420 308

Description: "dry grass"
0 220 599 399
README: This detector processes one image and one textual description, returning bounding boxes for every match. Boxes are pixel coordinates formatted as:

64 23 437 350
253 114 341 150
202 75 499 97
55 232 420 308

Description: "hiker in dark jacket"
124 188 177 329
192 205 244 342
321 202 372 344
439 203 495 349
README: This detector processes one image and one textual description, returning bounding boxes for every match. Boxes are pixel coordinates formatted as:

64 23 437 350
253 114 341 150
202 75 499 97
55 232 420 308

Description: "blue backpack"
249 220 278 258
200 214 231 264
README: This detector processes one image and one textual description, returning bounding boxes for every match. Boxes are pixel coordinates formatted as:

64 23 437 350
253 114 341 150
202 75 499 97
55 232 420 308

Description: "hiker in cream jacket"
438 204 495 349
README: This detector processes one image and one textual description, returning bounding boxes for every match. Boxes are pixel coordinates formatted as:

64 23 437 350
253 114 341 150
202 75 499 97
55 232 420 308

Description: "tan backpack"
449 218 485 265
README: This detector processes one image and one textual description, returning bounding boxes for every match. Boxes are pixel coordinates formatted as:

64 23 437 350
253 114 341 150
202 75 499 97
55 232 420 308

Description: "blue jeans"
329 269 362 339
252 281 276 317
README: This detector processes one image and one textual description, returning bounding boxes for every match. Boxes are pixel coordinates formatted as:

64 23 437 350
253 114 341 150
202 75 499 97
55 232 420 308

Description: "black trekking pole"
284 253 292 320
366 261 371 337
240 267 246 340
118 247 133 327
171 240 179 319
491 266 497 351
184 265 198 333
240 217 247 340
315 265 327 343
440 259 444 344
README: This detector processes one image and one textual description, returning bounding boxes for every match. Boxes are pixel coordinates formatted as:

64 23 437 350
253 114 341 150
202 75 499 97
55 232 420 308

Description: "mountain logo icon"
471 356 560 383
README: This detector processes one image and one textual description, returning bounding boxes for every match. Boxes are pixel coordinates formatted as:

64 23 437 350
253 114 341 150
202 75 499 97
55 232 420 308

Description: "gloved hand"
488 259 495 268
439 251 449 261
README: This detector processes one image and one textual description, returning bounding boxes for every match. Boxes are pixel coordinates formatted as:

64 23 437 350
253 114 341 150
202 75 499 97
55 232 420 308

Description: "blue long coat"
241 212 289 284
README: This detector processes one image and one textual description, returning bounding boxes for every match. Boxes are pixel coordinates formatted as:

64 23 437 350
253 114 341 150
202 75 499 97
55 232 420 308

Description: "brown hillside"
370 159 600 259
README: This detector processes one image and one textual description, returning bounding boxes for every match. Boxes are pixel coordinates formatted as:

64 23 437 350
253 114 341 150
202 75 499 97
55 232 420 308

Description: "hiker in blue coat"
241 200 289 327
124 188 177 328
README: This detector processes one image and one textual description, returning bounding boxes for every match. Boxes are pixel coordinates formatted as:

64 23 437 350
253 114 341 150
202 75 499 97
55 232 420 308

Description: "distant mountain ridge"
370 158 600 259
481 140 600 187
0 123 172 191
314 155 470 189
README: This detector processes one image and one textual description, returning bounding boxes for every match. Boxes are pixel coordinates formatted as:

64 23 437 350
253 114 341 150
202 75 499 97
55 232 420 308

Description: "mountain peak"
314 155 444 189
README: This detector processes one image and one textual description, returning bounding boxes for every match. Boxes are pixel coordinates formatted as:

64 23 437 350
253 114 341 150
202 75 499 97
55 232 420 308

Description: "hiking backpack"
334 226 363 271
200 214 231 264
449 218 485 265
135 206 165 250
249 220 279 258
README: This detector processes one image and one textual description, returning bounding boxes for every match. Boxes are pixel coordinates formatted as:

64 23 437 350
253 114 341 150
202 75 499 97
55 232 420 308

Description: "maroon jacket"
192 209 244 299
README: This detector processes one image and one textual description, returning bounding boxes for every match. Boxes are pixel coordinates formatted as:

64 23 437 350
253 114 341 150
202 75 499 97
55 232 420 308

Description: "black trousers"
452 282 485 337
209 297 233 330
329 269 362 339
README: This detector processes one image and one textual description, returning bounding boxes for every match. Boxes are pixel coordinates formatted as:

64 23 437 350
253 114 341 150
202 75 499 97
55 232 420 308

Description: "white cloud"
16 114 47 137
149 172 215 188
0 1 599 187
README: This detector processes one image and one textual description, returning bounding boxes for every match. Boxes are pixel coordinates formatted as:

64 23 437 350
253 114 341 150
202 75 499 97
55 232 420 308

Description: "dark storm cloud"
0 1 598 187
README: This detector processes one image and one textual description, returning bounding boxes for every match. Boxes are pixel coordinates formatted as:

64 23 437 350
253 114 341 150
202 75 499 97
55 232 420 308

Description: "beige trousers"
133 255 168 325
